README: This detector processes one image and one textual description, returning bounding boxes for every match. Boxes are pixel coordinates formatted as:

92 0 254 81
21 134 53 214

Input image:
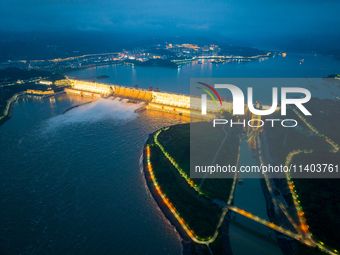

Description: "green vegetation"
219 45 267 57
266 109 331 163
296 242 326 255
290 98 340 254
303 98 340 145
157 124 191 176
199 120 241 201
0 67 64 82
293 177 340 253
148 141 221 238
96 75 109 79
266 99 340 254
147 122 241 253
157 119 240 201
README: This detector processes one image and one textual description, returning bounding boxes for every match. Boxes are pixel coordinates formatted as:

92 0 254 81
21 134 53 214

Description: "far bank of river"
67 53 340 97
2 52 340 255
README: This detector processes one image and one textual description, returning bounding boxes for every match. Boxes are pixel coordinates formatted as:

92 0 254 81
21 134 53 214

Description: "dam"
55 78 234 118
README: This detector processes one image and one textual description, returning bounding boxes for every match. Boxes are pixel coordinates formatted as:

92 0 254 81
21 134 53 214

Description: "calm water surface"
68 53 340 94
1 53 340 254
0 95 189 254
229 142 283 255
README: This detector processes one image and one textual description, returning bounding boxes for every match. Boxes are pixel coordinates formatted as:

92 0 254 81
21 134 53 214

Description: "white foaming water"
43 98 140 132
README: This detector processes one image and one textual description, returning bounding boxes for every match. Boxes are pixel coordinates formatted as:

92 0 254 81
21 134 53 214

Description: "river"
229 141 283 255
0 95 188 254
1 53 340 254
68 53 340 95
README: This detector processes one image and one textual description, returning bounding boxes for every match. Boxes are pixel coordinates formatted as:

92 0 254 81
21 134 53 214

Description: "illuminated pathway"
150 129 239 246
285 110 339 253
256 132 304 236
0 92 25 121
145 145 204 243
255 110 340 255
49 52 119 62
293 109 339 153
153 129 201 193
214 202 313 244
150 121 339 254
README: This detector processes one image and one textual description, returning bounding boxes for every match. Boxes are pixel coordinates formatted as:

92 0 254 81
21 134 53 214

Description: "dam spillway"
56 78 232 118
113 86 153 102
64 88 105 98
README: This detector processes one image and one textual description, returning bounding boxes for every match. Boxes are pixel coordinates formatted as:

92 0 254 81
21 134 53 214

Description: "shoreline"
256 130 298 255
0 91 26 127
0 91 68 127
221 211 234 255
260 178 298 255
141 126 240 255
63 100 95 114
141 133 193 254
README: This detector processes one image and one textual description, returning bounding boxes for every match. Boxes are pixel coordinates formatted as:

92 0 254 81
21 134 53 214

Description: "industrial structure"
55 78 234 118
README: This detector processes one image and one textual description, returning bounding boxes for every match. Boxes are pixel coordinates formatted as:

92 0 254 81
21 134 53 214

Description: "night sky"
1 0 340 40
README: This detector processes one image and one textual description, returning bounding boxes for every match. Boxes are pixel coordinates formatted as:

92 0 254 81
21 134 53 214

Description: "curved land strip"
263 98 340 255
143 122 240 254
0 91 26 126
287 100 340 255
0 69 66 126
63 100 95 114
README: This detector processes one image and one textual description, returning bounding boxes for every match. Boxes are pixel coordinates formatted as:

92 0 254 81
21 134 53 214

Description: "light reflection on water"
2 52 340 254
0 94 189 255
229 141 283 255
68 53 340 95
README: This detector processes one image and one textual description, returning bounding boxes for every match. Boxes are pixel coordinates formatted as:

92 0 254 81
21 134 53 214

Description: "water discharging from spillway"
0 94 186 255
42 98 142 132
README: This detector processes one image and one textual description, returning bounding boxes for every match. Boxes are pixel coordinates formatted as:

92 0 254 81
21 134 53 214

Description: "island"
142 114 242 254
96 75 109 79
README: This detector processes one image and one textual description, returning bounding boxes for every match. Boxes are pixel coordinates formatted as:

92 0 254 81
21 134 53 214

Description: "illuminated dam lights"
146 144 209 244
147 129 239 245
153 129 202 194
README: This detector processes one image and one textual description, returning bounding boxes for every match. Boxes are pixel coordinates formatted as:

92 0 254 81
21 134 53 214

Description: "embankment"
221 211 234 255
257 131 298 255
260 178 298 255
63 100 94 114
1 91 67 126
0 91 26 127
142 133 192 254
